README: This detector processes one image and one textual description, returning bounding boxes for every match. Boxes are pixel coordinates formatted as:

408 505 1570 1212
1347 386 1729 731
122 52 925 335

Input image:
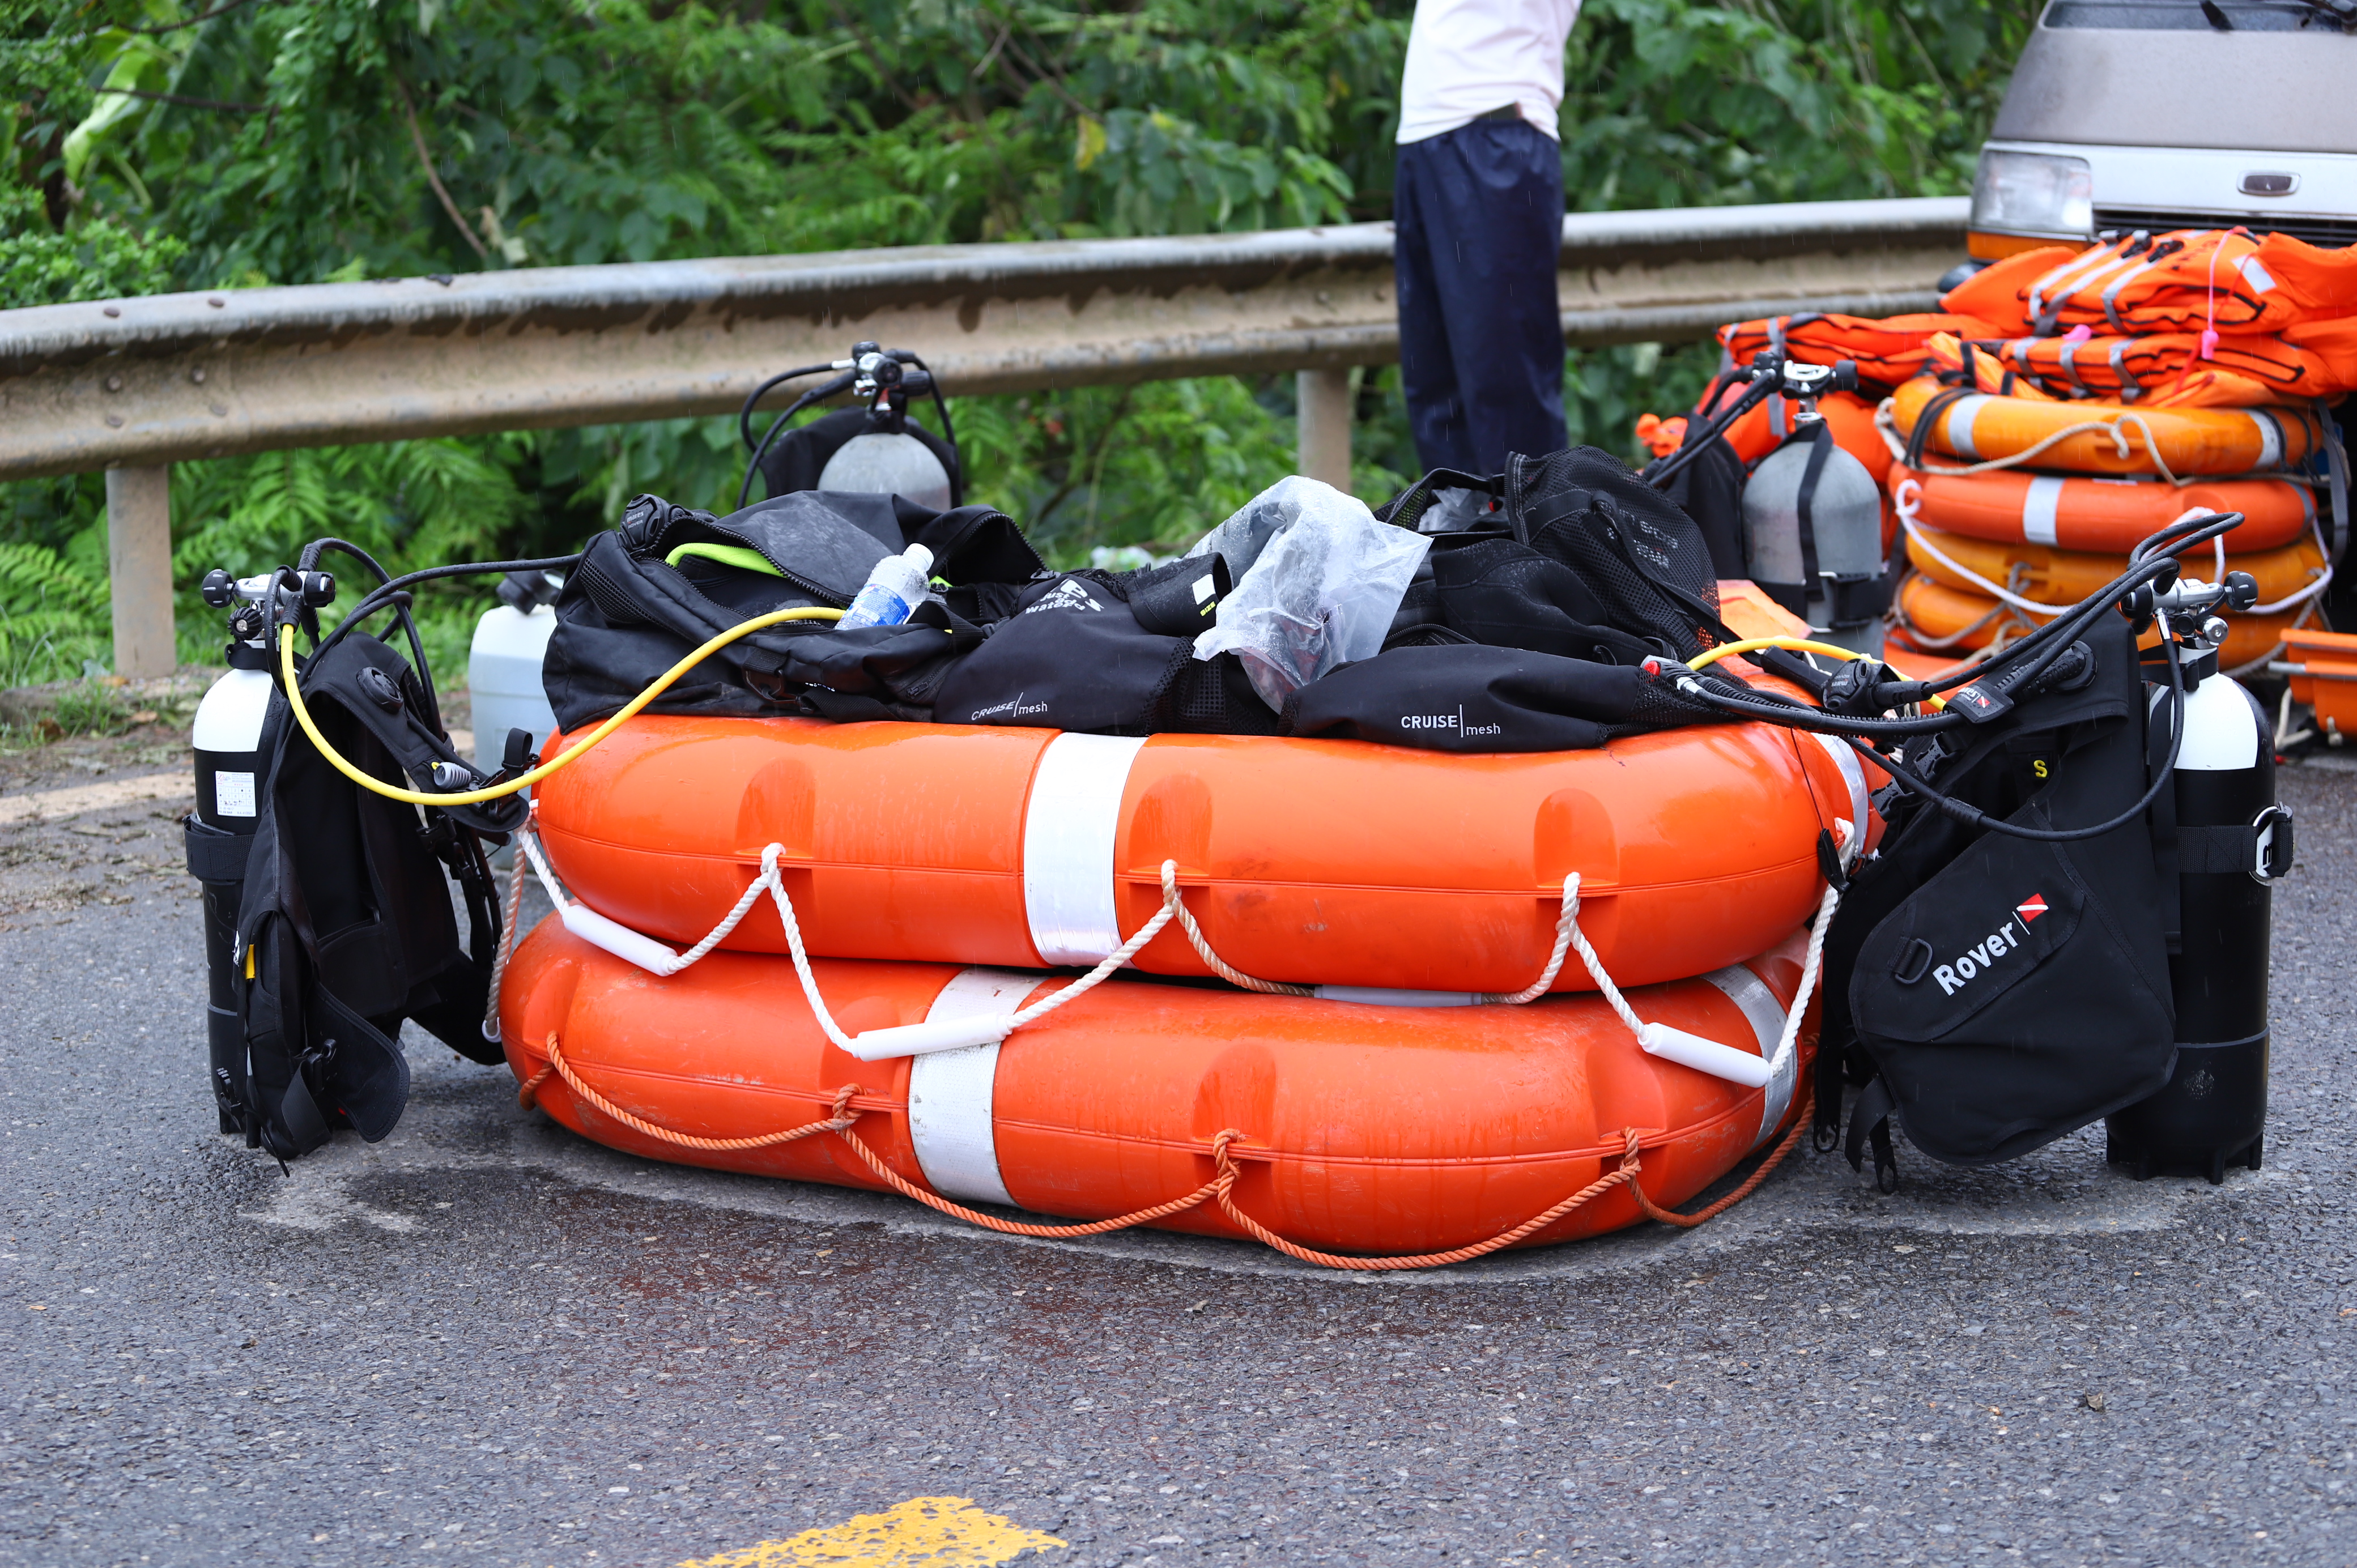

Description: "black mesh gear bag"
1503 446 1724 662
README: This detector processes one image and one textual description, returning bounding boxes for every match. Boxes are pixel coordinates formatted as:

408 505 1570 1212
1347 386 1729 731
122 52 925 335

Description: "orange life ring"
1890 375 2321 477
1905 522 2327 609
499 919 1818 1255
1888 462 2314 553
1890 571 2305 672
531 713 1872 997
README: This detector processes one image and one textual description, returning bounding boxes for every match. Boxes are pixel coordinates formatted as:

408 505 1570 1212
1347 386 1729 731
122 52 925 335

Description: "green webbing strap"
664 542 782 578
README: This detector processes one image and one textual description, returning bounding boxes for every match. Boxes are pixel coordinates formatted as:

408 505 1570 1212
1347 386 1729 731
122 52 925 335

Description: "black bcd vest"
209 633 525 1163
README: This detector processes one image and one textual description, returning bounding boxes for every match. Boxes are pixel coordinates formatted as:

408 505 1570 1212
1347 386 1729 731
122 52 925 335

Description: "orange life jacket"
1715 312 2007 391
2282 316 2357 387
1962 329 2354 404
1633 412 1687 459
1941 231 2357 338
1920 332 2291 410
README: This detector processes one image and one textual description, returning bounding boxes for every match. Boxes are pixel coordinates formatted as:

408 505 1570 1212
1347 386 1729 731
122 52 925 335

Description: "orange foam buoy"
1904 522 2326 609
1890 572 2304 672
1888 462 2315 554
499 918 1819 1256
1890 376 2322 478
2282 628 2357 741
529 713 1871 998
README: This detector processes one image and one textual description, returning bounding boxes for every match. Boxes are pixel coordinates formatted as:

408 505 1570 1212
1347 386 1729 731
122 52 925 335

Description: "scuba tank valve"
815 345 955 510
738 341 961 512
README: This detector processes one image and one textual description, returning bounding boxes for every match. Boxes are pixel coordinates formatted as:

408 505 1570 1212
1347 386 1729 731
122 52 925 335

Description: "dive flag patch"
2015 893 2049 923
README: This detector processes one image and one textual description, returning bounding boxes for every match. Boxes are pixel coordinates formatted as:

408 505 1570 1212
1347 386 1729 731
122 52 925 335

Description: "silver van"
1968 0 2356 261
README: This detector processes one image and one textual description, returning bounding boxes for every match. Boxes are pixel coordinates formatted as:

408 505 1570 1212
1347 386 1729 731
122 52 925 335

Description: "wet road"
2 761 2353 1568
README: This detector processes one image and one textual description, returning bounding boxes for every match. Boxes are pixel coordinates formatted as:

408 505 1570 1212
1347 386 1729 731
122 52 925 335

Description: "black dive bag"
1816 615 2177 1184
199 634 523 1162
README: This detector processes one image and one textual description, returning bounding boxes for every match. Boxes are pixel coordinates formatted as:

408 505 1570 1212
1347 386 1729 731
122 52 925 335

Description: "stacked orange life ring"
1892 524 2324 673
1880 301 2338 674
497 926 1822 1259
1888 462 2314 553
1888 374 2324 478
494 595 1875 1262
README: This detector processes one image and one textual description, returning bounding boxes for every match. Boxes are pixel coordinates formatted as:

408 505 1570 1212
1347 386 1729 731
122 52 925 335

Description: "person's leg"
1428 120 1568 474
1393 137 1477 475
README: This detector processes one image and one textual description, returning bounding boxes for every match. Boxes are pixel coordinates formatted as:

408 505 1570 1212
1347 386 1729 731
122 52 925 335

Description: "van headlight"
1971 150 2093 239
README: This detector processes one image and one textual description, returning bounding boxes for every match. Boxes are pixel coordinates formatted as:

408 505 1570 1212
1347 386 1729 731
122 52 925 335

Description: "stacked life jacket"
1945 229 2357 338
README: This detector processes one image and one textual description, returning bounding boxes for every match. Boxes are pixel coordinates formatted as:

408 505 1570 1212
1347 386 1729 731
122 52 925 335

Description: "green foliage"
1 0 2036 678
1 182 186 304
0 536 109 685
1562 0 2034 209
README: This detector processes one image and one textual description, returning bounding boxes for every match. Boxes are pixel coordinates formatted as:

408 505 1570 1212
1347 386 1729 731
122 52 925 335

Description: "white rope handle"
518 833 1842 1088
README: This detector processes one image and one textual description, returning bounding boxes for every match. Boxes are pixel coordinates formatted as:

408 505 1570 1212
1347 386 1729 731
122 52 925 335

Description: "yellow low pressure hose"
277 606 845 808
1685 636 1867 671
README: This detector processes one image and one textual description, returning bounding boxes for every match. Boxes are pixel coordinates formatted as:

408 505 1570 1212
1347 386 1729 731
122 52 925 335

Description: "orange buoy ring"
1890 571 2310 673
1887 462 2315 553
531 714 1871 998
499 918 1819 1257
1904 521 2328 610
1890 376 2322 478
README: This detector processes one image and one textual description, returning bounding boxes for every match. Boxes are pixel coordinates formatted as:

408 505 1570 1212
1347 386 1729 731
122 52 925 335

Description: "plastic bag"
1188 477 1431 710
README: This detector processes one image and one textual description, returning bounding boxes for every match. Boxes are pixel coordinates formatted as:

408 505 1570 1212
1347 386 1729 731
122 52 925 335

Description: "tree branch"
389 72 490 263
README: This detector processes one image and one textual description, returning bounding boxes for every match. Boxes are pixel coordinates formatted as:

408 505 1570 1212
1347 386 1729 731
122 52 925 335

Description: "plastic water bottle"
837 544 934 630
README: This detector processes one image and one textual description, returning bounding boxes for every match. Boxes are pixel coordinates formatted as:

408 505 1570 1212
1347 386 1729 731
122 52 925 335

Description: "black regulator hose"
1839 631 2188 845
309 552 586 664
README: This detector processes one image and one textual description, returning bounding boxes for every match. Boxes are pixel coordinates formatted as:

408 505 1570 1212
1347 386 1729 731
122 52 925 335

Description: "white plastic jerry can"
467 603 559 776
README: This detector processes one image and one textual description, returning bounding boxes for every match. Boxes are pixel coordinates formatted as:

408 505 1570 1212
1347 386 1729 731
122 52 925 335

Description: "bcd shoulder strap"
224 632 511 1164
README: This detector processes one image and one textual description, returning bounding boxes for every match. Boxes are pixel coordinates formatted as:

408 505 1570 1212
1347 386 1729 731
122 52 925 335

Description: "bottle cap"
904 543 934 574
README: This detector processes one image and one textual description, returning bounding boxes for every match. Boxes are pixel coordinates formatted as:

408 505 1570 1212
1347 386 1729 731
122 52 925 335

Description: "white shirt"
1396 0 1582 145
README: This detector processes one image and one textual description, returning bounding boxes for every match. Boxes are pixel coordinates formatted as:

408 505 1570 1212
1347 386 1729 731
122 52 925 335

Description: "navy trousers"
1393 118 1568 476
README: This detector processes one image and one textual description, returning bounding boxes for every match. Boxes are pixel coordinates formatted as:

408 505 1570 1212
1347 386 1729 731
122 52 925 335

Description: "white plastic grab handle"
560 901 687 977
1311 986 1480 1008
845 1013 1018 1062
1637 1021 1773 1088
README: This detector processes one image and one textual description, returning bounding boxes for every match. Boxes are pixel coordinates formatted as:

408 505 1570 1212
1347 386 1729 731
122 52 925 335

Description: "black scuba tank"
2107 624 2294 1183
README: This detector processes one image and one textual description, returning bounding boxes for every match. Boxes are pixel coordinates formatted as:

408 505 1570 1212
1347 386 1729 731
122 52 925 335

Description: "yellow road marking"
679 1496 1066 1567
0 773 189 826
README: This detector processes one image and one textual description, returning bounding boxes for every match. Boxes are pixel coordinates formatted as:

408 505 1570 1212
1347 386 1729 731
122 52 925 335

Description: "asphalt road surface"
3 755 2353 1568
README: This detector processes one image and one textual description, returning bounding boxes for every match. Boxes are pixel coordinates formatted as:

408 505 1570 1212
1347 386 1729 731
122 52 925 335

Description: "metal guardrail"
0 195 1968 674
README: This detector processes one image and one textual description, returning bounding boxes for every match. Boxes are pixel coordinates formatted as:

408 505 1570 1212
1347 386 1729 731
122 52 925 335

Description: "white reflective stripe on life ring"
1022 732 1148 965
906 966 1037 1208
2020 475 2065 547
1943 394 1990 462
1810 732 1870 866
2245 409 2284 471
1703 963 1793 1151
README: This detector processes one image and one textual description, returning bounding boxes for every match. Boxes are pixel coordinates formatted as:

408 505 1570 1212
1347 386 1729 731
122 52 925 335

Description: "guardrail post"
104 465 176 679
1296 368 1352 492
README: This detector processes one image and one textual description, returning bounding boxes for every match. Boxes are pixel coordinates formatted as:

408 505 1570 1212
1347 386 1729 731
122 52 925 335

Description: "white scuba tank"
818 432 953 511
189 659 276 1134
192 667 275 829
467 603 559 775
